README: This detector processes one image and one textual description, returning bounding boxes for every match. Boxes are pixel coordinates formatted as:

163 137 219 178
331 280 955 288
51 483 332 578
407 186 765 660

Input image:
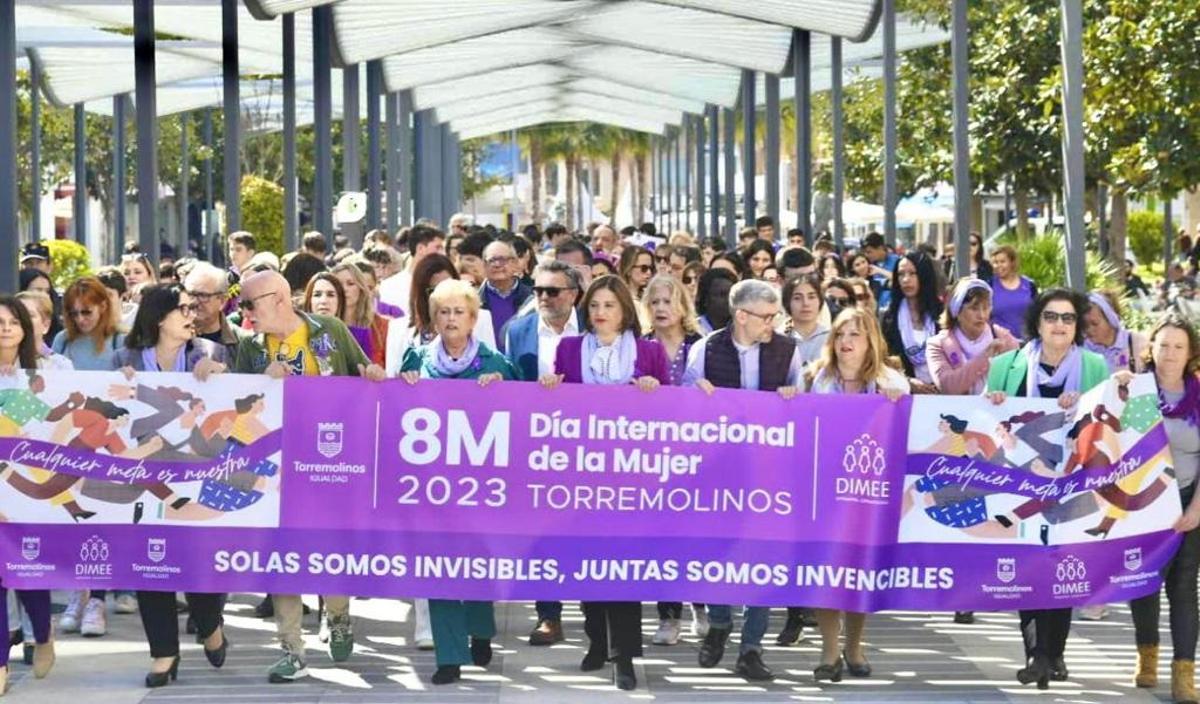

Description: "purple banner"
0 372 1182 611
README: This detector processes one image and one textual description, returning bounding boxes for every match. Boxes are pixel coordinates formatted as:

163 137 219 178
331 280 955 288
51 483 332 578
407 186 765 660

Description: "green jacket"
986 346 1109 396
400 342 518 381
232 311 369 377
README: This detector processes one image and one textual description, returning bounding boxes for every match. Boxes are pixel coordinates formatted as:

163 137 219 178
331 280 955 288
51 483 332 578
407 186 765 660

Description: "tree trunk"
1015 190 1030 241
1109 189 1128 268
528 138 543 223
565 156 577 230
610 150 621 220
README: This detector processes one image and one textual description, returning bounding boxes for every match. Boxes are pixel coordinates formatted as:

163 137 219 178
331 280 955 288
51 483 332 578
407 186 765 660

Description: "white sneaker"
416 638 435 650
113 592 138 614
80 598 107 637
1078 605 1109 621
318 616 331 644
652 619 682 646
691 606 710 638
58 591 86 633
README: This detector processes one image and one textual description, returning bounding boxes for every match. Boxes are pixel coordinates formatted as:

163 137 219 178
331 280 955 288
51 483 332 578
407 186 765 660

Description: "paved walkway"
2 593 1177 703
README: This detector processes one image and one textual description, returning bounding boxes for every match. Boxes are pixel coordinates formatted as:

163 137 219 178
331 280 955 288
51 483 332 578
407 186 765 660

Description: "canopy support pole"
1059 0 1086 289
765 72 780 236
221 0 240 233
952 0 972 277
883 0 897 246
282 13 297 252
831 38 845 248
134 0 158 264
794 29 812 242
741 69 756 228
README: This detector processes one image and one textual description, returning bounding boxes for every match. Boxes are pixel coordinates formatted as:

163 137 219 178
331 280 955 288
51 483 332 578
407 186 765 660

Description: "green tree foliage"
1126 210 1165 267
240 175 284 254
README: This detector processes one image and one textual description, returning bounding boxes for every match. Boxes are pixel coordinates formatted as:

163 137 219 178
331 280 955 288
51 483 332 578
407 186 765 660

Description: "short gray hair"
183 262 228 293
534 260 582 292
729 279 779 310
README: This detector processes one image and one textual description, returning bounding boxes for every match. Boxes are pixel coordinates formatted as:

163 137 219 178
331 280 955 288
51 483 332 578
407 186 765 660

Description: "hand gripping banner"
0 369 1180 611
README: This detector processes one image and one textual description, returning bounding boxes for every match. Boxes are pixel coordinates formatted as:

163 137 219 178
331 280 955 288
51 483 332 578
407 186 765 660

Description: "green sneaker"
328 615 354 663
267 651 308 683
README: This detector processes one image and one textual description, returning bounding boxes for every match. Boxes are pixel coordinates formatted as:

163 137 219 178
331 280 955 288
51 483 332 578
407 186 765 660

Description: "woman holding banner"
399 278 518 686
0 296 57 692
1127 314 1200 703
882 252 943 395
927 278 1019 395
542 275 670 691
806 306 909 682
986 288 1108 689
113 284 230 688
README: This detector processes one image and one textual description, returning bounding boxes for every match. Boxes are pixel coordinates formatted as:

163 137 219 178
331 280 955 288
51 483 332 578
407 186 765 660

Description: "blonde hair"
428 279 480 319
668 231 696 247
642 274 699 335
331 262 376 328
808 307 889 387
15 290 53 326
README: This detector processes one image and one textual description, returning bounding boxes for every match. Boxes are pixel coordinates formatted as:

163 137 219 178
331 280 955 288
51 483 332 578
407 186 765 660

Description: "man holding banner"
683 279 804 682
232 271 385 684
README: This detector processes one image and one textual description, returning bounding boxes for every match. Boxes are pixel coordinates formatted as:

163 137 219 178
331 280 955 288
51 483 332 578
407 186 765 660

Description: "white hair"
729 279 780 310
183 262 227 291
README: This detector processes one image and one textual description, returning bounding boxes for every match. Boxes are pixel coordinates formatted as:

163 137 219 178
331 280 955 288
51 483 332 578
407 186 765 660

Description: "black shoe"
1016 655 1050 689
994 514 1013 528
775 614 803 646
813 657 844 682
22 643 33 665
170 497 191 510
735 651 774 681
1083 526 1110 538
580 645 607 672
70 510 95 523
145 656 180 688
953 611 975 624
431 665 461 685
1050 656 1068 681
255 596 274 619
614 657 637 690
470 638 492 667
204 632 228 669
698 626 731 668
8 630 21 648
186 615 197 635
528 618 564 646
799 608 819 628
843 650 872 677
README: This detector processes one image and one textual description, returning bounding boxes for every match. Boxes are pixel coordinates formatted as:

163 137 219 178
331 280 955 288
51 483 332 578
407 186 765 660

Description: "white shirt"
680 331 806 390
377 269 413 317
536 310 579 378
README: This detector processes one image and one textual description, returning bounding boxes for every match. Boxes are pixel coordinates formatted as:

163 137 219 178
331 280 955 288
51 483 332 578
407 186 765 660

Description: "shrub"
43 239 92 290
239 175 285 255
1127 210 1165 267
1014 232 1117 292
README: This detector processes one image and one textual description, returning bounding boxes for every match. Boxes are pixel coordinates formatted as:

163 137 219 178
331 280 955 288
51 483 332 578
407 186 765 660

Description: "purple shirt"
991 276 1035 340
483 284 519 351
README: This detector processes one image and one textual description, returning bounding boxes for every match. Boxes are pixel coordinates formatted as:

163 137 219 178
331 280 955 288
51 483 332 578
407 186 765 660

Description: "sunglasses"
632 264 653 274
534 286 572 298
1041 311 1077 325
655 255 670 263
68 308 95 319
682 276 695 285
826 296 850 306
238 291 278 311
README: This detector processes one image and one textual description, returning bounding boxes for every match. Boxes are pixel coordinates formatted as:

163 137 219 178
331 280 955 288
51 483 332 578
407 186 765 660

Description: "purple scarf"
1160 375 1200 427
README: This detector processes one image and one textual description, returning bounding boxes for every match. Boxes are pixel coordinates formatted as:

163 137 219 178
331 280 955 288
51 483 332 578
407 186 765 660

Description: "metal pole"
73 104 86 245
342 63 360 192
365 60 381 230
707 104 718 239
0 0 16 292
414 109 438 222
765 73 780 235
695 113 706 239
398 90 413 226
180 111 189 255
282 13 297 252
113 96 126 258
652 140 659 231
1059 0 1086 290
831 38 845 248
221 0 240 233
1163 197 1173 274
741 70 756 228
882 0 897 246
312 5 334 242
674 133 682 233
134 0 158 265
664 138 672 232
685 117 694 231
1097 183 1108 258
722 107 736 246
203 108 213 261
385 92 398 233
441 126 456 225
29 55 40 244
794 29 812 241
951 0 971 277
510 128 519 229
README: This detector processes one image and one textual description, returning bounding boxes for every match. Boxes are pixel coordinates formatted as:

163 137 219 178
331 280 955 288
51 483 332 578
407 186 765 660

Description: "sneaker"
1078 605 1109 621
318 617 330 644
416 637 435 650
268 651 309 683
528 618 565 646
80 598 107 637
691 605 710 638
652 619 681 646
327 615 354 663
114 592 138 615
59 591 85 633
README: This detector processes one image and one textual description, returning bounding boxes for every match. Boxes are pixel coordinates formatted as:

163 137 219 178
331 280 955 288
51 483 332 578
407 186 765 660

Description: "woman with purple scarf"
1127 314 1200 703
1082 290 1148 374
882 252 943 394
927 278 1020 395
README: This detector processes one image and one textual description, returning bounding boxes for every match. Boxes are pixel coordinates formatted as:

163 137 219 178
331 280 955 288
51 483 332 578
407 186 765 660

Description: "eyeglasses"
1041 311 1077 325
632 264 653 274
186 290 224 303
682 276 695 285
534 286 572 298
655 255 670 263
238 291 278 311
485 256 515 267
68 308 95 319
176 303 200 317
739 309 776 324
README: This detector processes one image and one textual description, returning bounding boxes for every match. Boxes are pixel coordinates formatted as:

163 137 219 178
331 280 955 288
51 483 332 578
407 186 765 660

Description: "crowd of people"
3 214 1200 701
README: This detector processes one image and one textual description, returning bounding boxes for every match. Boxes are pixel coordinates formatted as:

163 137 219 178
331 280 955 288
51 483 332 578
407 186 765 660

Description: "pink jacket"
927 324 1019 395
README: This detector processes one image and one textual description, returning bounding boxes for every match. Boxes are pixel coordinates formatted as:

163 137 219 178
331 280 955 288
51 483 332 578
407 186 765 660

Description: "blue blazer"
504 311 540 382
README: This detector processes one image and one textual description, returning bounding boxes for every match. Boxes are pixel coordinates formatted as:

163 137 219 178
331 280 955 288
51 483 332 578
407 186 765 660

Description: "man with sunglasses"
479 240 533 351
680 280 804 682
230 271 385 684
183 263 244 358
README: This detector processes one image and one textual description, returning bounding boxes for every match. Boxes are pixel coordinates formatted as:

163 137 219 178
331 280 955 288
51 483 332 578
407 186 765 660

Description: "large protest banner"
0 369 1180 611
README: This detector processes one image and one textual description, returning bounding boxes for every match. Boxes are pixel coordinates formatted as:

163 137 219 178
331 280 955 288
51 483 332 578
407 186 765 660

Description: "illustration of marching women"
2 221 1199 704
